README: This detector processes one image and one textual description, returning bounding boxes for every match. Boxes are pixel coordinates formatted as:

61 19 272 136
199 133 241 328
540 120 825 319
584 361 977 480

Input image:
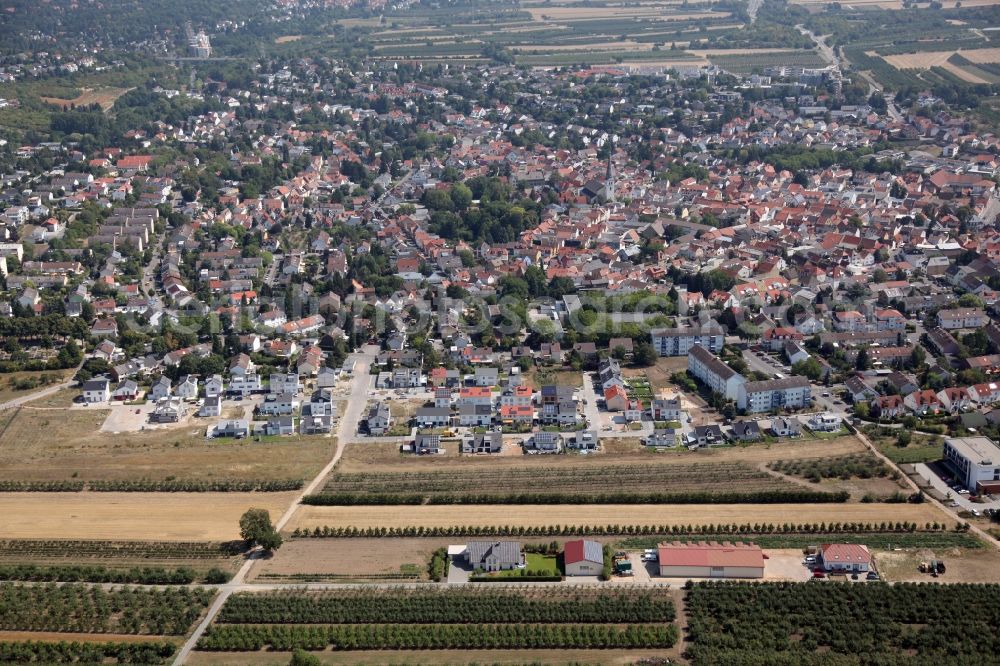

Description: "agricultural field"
316 459 824 504
0 583 215 635
317 435 881 504
0 404 332 484
288 502 950 533
187 648 680 665
39 87 130 111
767 453 907 499
197 588 678 652
0 492 295 541
881 47 1000 83
0 539 243 583
685 581 1000 664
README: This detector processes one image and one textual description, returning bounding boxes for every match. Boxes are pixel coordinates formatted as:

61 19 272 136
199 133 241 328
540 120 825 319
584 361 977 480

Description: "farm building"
563 539 604 576
818 543 872 573
657 541 764 579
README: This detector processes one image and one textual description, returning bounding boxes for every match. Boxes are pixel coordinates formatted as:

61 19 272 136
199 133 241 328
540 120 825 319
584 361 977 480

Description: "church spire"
603 153 616 203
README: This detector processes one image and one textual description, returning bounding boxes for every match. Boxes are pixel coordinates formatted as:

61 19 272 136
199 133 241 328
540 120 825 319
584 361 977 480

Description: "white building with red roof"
818 543 872 573
657 541 764 579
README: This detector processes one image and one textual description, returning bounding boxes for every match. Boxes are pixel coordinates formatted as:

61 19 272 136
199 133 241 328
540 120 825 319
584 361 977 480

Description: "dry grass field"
274 35 303 43
0 492 296 540
40 87 129 111
0 405 334 482
875 547 1000 583
289 502 951 533
248 537 444 582
0 368 75 405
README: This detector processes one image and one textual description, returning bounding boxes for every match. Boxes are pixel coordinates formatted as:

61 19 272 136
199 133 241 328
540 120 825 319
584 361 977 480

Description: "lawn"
491 552 559 577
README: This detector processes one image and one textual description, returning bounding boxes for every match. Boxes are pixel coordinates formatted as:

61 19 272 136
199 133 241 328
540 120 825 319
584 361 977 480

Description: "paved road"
172 348 375 665
853 427 1000 551
798 26 839 68
581 372 603 437
915 462 1000 513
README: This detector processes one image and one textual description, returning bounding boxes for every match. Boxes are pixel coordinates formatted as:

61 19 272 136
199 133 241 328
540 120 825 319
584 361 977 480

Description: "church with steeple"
602 154 616 202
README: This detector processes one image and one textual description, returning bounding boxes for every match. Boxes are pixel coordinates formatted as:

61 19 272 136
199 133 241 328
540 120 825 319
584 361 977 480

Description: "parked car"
866 571 880 580
812 570 826 579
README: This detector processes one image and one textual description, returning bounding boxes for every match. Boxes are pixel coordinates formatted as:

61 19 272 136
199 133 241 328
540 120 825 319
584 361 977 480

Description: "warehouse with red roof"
657 541 764 579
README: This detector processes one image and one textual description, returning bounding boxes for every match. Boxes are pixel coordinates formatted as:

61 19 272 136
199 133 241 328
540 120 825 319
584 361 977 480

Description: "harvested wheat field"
884 47 1000 69
40 87 129 111
0 492 296 541
289 503 952 533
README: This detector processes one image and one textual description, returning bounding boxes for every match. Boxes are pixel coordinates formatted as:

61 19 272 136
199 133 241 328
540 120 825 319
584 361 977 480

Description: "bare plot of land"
40 87 129 111
248 537 443 582
875 547 1000 583
289 502 951 532
526 6 728 19
274 35 302 43
516 40 655 52
0 492 296 541
0 405 334 482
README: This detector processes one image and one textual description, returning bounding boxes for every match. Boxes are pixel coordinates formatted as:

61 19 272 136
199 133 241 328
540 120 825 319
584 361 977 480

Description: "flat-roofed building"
687 345 745 401
943 436 1000 493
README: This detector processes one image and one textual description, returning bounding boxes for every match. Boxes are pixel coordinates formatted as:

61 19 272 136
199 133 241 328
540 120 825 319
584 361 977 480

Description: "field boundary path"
171 348 374 665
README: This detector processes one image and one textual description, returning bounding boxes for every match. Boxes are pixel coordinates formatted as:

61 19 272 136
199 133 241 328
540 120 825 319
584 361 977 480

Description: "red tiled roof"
658 541 764 569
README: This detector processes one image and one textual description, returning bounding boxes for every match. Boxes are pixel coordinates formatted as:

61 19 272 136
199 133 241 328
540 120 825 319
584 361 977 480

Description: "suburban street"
172 346 374 666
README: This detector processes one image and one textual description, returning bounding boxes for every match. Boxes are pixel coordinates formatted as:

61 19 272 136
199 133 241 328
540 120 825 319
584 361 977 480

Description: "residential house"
474 367 499 387
731 420 762 442
200 394 222 418
176 375 199 400
770 416 802 438
938 308 987 330
82 377 111 403
415 407 451 428
604 384 629 412
458 403 493 427
150 397 185 423
258 392 300 416
532 431 563 453
465 540 525 572
210 419 250 439
111 380 139 401
873 395 905 419
904 389 942 415
414 433 443 454
148 376 172 401
687 424 726 448
570 430 599 450
650 397 683 422
204 375 224 398
366 403 392 435
644 428 681 448
806 412 842 432
462 431 503 454
263 417 295 436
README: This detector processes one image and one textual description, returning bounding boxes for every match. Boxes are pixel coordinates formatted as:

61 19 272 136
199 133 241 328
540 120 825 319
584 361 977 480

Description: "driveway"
915 462 1000 512
447 556 471 584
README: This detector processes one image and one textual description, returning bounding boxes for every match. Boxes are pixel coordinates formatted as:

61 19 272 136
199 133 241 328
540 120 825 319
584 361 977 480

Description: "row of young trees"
0 583 214 635
302 489 850 506
290 520 942 539
0 564 229 585
217 588 676 625
0 640 175 665
198 623 679 651
0 479 302 492
685 581 1000 664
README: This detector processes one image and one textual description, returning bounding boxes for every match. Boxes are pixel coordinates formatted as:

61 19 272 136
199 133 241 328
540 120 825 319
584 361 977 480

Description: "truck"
613 551 633 576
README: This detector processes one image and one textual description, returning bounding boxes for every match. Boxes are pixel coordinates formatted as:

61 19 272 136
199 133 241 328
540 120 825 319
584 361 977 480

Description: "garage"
657 541 765 579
